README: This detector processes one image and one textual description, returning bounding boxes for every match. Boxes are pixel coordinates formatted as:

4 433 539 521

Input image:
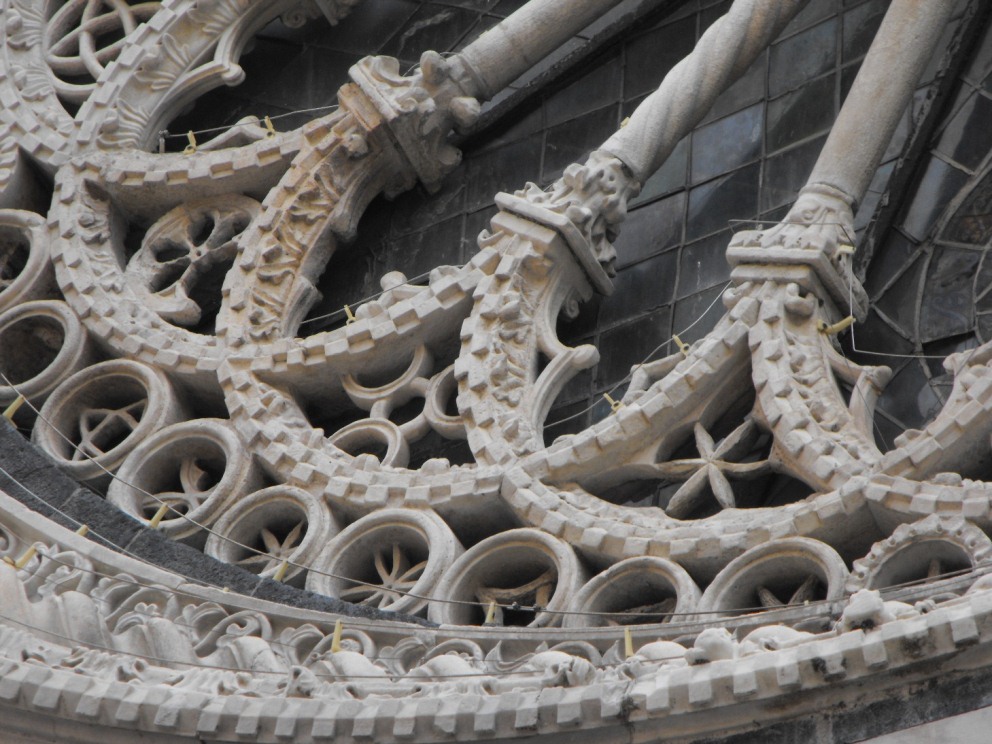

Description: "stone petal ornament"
3 0 992 742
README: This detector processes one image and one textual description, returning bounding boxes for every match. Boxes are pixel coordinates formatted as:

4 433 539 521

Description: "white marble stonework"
1 0 992 741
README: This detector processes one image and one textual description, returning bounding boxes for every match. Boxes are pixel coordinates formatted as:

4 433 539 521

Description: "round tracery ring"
429 528 587 628
0 300 93 420
45 0 163 103
106 417 263 545
306 508 462 616
697 537 849 620
564 556 701 628
32 358 183 487
205 485 335 586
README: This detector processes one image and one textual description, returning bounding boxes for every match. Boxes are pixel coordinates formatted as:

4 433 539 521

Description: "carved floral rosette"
1 0 992 741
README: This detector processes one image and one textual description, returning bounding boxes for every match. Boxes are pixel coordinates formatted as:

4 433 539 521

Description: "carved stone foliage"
2 1 992 740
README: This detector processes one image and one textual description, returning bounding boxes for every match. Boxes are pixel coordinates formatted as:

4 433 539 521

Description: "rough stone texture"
1 0 992 741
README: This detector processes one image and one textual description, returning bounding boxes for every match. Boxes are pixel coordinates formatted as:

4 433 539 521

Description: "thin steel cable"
0 447 982 624
544 280 733 429
160 104 340 141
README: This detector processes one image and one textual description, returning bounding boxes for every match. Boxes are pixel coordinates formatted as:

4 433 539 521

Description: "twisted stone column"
502 0 811 275
453 0 623 100
601 0 810 182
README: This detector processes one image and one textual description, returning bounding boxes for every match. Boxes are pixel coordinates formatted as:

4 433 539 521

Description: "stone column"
806 0 957 207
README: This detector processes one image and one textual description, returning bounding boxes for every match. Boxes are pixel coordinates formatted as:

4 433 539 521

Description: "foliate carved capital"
349 51 481 192
496 150 640 294
727 184 869 319
281 0 362 28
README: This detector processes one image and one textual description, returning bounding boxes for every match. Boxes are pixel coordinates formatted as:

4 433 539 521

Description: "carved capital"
496 150 640 293
727 184 868 319
349 51 481 192
281 0 362 28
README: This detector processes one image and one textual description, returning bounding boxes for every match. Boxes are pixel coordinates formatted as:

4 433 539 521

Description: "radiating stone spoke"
657 417 772 519
603 596 677 626
335 543 428 608
475 568 557 625
236 520 308 574
74 399 146 459
757 575 820 609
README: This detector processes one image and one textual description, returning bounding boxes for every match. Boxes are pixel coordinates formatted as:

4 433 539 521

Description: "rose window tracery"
4 0 992 740
45 0 162 105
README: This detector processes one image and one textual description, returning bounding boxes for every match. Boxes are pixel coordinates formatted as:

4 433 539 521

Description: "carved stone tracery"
0 0 991 741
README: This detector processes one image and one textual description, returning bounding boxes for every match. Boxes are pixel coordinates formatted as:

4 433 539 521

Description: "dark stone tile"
472 103 542 153
874 253 925 337
769 18 838 97
464 205 499 252
390 167 467 236
0 422 78 514
545 53 622 127
465 134 543 210
543 400 592 446
846 309 915 366
686 163 760 241
630 137 689 207
691 103 763 184
124 529 263 595
781 0 838 37
702 50 767 125
864 231 922 301
761 135 827 213
829 666 992 743
61 487 145 550
919 245 981 342
767 74 835 154
842 0 887 61
542 105 619 182
384 216 465 277
558 293 602 342
898 156 970 242
936 91 992 172
623 16 696 100
550 366 594 408
672 283 726 344
699 0 732 33
614 192 685 269
599 249 679 326
677 230 732 299
595 307 672 388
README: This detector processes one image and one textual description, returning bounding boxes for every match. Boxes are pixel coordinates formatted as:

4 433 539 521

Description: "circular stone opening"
448 545 560 627
0 315 65 385
720 557 828 615
52 375 148 460
333 525 430 608
134 437 228 522
584 574 678 626
0 230 29 289
871 541 973 589
226 502 311 583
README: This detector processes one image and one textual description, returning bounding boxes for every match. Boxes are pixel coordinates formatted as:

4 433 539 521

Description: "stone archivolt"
1 0 992 741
